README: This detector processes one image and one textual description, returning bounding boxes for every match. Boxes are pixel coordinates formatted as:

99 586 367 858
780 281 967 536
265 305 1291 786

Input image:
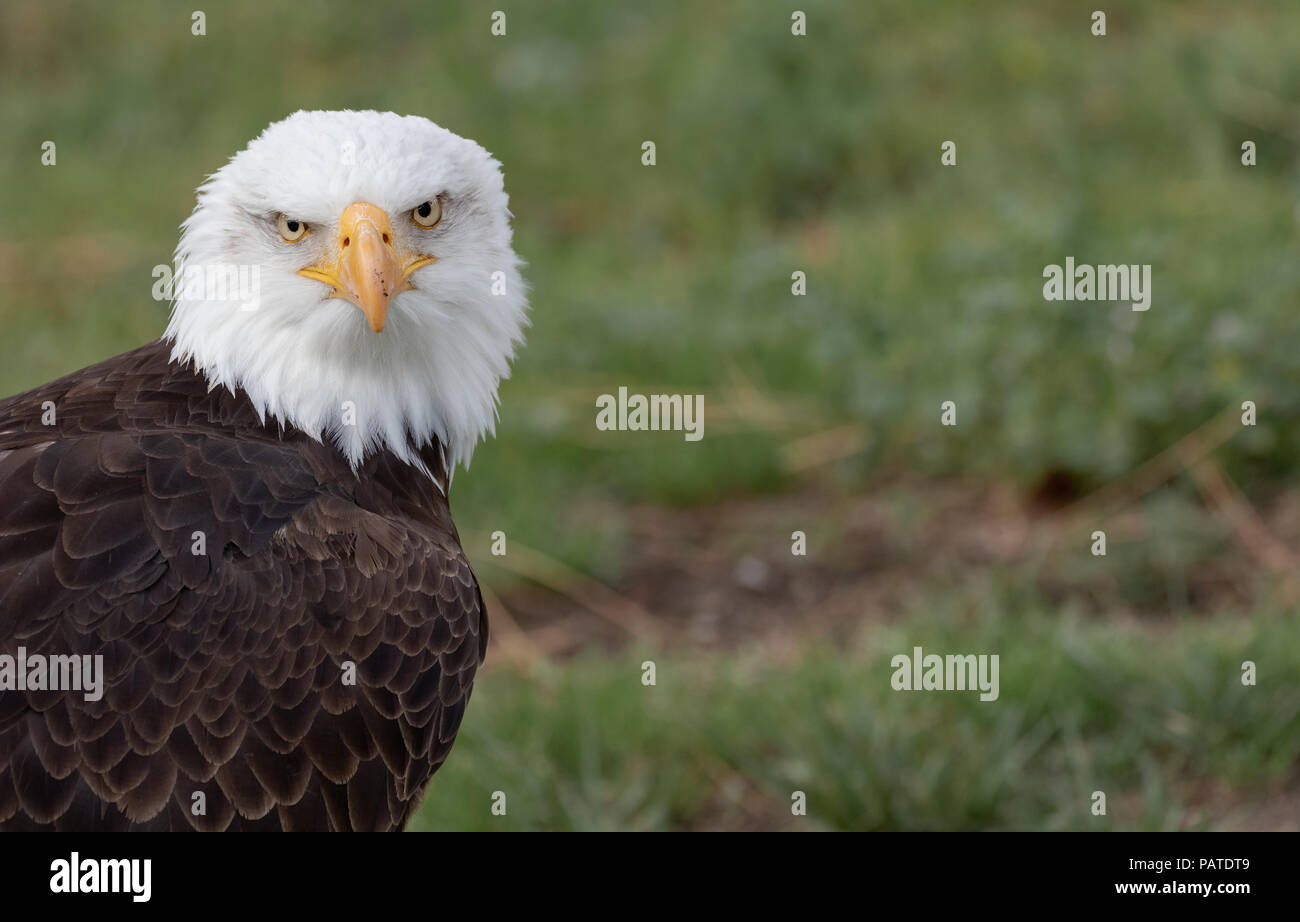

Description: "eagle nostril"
342 236 350 248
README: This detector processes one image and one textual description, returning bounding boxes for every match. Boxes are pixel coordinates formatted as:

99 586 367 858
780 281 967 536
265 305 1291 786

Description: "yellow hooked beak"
297 202 436 333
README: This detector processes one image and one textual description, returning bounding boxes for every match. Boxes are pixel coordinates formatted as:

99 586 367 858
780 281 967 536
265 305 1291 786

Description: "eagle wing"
0 350 485 831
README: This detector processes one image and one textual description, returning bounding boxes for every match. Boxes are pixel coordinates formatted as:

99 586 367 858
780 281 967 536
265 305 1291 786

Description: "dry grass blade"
1191 459 1295 573
1062 405 1244 526
478 581 549 670
780 422 868 472
469 533 664 643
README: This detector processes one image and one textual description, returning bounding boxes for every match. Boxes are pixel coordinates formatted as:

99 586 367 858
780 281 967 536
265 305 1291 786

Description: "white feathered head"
165 109 528 476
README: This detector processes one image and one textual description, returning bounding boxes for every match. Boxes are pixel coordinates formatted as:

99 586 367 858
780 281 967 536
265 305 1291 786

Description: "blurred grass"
413 594 1300 831
3 0 1300 830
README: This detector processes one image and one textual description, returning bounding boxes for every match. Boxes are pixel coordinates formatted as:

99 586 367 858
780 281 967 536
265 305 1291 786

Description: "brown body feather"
0 340 486 831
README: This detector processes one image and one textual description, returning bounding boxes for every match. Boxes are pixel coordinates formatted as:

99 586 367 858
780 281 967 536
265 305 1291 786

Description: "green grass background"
2 0 1299 829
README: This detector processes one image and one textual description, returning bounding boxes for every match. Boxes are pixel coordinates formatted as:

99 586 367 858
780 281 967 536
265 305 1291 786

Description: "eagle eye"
276 214 308 242
411 199 442 229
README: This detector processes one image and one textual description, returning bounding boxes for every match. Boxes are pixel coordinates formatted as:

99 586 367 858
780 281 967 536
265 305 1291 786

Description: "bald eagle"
0 110 528 830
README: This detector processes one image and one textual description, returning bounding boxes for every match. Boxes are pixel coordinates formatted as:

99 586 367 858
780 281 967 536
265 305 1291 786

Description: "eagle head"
164 109 528 475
